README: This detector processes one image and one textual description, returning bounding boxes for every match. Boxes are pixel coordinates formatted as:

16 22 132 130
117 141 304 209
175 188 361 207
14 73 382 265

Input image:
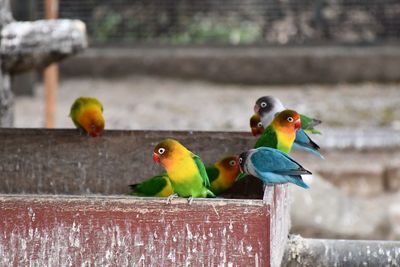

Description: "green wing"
300 114 322 130
69 98 84 127
192 154 210 187
129 175 169 196
254 126 278 149
206 166 219 184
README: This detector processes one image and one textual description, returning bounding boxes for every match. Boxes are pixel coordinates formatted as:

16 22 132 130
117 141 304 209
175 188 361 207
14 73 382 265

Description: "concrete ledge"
60 46 400 84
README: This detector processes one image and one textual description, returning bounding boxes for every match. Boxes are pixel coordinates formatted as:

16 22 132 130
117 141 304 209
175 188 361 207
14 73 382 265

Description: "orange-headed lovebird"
249 114 264 137
254 109 301 154
254 96 322 134
70 97 105 137
207 155 240 195
152 139 215 201
254 96 323 158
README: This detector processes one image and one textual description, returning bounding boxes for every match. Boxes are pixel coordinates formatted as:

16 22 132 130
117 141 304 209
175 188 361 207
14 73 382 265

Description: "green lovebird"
207 155 240 195
69 97 105 137
128 155 240 197
254 109 301 154
152 139 215 199
128 174 173 197
254 96 322 135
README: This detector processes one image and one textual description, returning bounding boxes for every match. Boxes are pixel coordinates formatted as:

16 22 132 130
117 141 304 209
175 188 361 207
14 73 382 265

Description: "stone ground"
14 76 400 130
13 76 400 239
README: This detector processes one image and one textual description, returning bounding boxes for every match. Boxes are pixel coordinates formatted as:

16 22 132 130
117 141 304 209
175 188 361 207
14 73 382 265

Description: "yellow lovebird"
152 139 215 201
69 97 105 137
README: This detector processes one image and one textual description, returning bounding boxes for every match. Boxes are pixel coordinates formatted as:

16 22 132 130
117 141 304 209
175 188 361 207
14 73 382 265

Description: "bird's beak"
251 128 258 136
152 152 160 163
254 104 260 113
294 119 301 130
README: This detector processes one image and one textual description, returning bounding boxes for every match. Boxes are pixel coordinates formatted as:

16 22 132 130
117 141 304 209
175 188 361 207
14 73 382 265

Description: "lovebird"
128 174 173 197
152 139 215 201
254 96 322 135
69 97 105 137
249 114 264 136
238 147 311 189
254 96 323 158
207 155 240 195
129 155 239 197
254 109 301 154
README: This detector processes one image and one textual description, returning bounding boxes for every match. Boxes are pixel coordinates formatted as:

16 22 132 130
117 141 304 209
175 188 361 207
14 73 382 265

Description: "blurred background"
10 0 400 240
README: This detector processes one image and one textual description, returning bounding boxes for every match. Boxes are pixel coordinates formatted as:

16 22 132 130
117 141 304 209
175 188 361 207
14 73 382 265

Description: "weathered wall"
60 46 400 84
0 195 272 266
0 129 255 195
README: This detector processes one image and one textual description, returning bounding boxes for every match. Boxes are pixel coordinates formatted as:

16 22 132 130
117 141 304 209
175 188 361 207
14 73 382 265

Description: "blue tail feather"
288 175 309 189
292 142 324 159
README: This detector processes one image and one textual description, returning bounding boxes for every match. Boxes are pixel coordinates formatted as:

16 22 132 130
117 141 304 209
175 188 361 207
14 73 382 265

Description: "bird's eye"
260 102 267 108
158 148 166 155
229 160 236 166
287 117 294 122
257 122 263 128
239 158 243 164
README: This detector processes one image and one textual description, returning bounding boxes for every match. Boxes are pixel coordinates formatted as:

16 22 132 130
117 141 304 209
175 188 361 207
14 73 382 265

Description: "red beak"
294 119 301 130
251 128 260 136
254 104 260 113
152 152 160 163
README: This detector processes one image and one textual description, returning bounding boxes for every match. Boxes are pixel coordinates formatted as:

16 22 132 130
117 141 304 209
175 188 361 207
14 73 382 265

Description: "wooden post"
43 0 58 128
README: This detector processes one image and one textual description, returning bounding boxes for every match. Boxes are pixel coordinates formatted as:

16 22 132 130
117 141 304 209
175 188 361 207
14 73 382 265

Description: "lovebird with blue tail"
254 96 322 134
254 96 323 158
238 147 311 189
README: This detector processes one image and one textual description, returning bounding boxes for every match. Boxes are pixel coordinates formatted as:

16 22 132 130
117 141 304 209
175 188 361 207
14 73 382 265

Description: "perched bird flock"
70 95 323 202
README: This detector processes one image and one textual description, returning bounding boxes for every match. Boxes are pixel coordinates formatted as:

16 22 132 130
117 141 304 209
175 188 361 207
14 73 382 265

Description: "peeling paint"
0 195 279 266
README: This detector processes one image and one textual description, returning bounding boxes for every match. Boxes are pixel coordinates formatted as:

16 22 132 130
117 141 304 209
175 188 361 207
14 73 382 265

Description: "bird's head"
238 151 250 173
273 109 301 131
153 139 187 168
216 155 240 179
82 109 105 137
254 96 284 117
249 114 264 136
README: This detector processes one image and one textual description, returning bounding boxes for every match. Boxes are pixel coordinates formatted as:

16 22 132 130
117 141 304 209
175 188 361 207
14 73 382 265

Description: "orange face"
153 139 178 167
250 114 264 136
274 110 301 132
80 109 105 137
217 155 240 182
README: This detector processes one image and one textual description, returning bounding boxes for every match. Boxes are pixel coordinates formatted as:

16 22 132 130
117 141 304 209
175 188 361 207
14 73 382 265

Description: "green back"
254 126 278 149
192 154 211 187
300 114 321 131
205 166 219 184
70 97 103 127
130 175 169 196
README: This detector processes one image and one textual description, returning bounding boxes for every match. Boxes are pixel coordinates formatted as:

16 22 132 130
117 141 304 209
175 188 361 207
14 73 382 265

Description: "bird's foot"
77 127 86 136
166 193 179 204
187 196 194 205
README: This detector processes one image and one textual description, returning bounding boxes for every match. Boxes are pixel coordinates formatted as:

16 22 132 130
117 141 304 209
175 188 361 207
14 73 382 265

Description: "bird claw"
187 196 194 205
166 193 178 204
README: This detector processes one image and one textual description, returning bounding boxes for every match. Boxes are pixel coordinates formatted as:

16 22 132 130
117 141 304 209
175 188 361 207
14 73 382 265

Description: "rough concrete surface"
14 76 400 130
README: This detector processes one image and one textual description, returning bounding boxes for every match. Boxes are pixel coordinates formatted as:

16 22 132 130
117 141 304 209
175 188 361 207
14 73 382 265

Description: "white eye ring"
260 102 267 108
158 148 166 154
257 122 263 128
239 158 243 164
287 117 294 122
229 160 236 166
